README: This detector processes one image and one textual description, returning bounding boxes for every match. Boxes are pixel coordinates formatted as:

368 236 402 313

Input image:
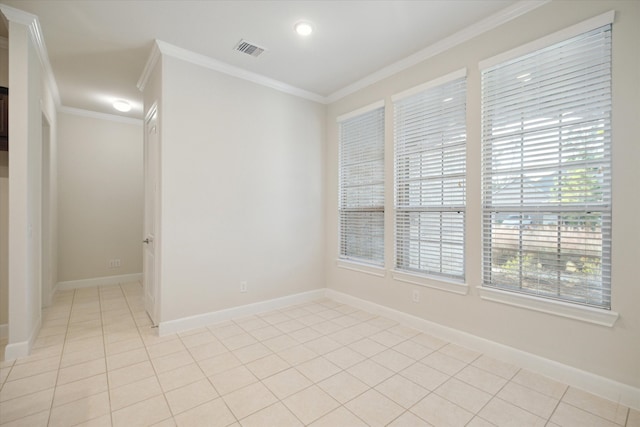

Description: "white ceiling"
1 0 536 119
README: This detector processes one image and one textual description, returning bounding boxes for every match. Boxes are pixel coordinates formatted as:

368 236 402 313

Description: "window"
393 71 466 280
481 24 612 309
338 103 385 266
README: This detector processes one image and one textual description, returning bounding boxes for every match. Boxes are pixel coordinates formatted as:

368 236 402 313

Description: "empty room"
0 0 638 426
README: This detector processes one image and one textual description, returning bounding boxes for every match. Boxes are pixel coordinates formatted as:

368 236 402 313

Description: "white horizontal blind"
339 105 385 266
481 25 612 308
394 75 466 279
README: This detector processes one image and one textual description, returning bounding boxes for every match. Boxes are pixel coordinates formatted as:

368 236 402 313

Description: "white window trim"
477 286 619 327
337 259 386 278
392 270 468 295
480 19 613 310
479 10 615 70
393 69 467 282
337 100 386 267
391 68 466 102
337 100 385 123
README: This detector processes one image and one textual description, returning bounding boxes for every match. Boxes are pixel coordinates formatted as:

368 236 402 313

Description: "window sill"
336 259 386 277
477 286 619 327
391 270 468 295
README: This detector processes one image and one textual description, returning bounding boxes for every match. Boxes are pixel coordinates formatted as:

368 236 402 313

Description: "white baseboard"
56 273 142 291
4 316 41 360
0 323 7 340
326 289 639 410
158 289 326 336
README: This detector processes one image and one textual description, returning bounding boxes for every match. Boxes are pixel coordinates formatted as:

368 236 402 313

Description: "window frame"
392 69 468 287
337 101 386 268
479 11 618 324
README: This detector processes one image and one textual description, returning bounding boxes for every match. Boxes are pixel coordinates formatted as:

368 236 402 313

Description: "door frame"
41 111 53 308
143 103 161 324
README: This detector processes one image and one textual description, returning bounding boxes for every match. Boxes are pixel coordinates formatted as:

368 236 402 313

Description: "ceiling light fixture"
113 100 131 112
294 21 313 36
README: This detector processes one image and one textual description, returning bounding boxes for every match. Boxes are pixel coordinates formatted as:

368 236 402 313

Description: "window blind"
394 73 466 280
339 104 385 266
481 25 612 308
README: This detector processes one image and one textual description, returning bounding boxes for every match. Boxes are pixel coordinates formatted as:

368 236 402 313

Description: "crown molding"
0 3 61 107
136 41 161 92
28 12 61 106
325 0 550 104
4 0 550 110
0 3 35 25
59 105 142 125
149 39 326 104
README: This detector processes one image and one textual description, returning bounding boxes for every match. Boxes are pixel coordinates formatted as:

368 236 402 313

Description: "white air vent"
234 39 266 57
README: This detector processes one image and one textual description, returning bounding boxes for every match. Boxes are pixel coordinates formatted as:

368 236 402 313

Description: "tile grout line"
405 348 478 425
215 303 335 423
327 306 438 426
231 303 364 426
231 312 309 424
465 365 522 427
120 281 175 425
546 385 569 426
470 364 520 426
226 305 416 424
331 311 525 425
177 320 241 425
102 285 116 427
496 370 565 424
0 345 14 391
46 292 113 420
217 303 448 425
560 396 629 427
45 287 76 427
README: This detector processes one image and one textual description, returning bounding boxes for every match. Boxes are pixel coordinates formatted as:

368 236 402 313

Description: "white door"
143 107 159 324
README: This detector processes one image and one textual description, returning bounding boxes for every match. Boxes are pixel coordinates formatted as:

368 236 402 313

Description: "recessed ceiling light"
294 21 313 36
113 100 131 112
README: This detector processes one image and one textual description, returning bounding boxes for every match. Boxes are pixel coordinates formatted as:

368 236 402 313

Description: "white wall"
39 43 58 310
152 54 326 323
325 0 639 390
57 112 143 283
6 17 40 353
25 27 42 338
3 7 58 358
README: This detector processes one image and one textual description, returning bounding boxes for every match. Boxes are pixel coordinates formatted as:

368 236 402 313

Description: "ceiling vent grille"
234 39 266 57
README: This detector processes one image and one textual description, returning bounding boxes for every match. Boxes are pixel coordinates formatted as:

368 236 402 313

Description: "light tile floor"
0 283 637 426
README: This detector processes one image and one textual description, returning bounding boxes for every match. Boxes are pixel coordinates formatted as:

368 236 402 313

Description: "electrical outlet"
108 259 121 269
412 289 420 303
240 281 247 293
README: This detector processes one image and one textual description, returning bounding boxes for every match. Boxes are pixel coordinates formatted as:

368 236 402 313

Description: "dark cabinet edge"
0 86 7 152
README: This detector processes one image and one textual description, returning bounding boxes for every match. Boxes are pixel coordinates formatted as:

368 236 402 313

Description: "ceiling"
1 0 534 119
